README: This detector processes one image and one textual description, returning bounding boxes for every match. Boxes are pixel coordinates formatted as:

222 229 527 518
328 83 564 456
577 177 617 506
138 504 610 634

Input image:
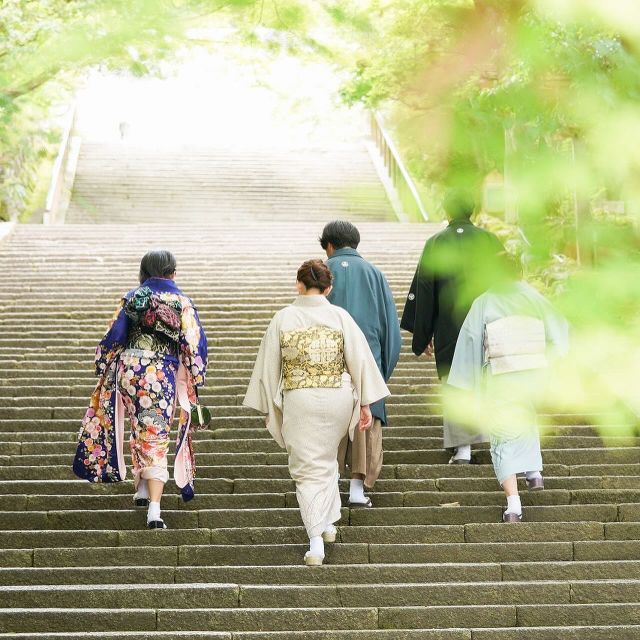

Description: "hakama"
326 247 400 488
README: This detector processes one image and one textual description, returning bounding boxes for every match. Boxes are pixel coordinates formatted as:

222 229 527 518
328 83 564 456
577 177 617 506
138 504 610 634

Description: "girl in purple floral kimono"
73 250 208 529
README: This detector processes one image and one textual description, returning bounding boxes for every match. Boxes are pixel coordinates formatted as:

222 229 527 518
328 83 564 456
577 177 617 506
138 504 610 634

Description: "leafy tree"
336 0 640 432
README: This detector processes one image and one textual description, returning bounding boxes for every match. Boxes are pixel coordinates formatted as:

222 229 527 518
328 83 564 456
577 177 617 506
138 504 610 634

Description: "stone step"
0 627 639 640
0 425 614 442
1 629 640 640
2 603 640 633
5 560 640 588
0 579 606 608
2 489 639 511
0 475 637 497
5 436 632 457
4 462 639 482
0 520 628 550
0 502 635 532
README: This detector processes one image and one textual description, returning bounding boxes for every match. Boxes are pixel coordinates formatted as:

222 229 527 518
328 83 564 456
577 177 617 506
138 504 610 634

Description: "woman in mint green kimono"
447 254 568 522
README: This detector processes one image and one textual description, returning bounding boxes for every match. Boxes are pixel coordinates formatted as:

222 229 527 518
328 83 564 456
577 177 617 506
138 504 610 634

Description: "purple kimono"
73 277 208 501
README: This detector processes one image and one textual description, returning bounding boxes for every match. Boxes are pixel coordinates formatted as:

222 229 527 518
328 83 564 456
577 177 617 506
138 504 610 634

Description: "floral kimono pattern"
73 277 208 501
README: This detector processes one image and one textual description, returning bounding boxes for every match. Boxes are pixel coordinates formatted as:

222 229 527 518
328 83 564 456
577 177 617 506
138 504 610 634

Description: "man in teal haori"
320 220 401 507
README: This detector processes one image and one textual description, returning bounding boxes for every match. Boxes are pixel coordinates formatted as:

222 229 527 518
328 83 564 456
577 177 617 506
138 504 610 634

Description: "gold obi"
280 325 345 390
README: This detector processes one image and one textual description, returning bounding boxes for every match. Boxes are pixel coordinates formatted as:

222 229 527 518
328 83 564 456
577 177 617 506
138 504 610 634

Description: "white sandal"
322 525 337 543
304 551 324 566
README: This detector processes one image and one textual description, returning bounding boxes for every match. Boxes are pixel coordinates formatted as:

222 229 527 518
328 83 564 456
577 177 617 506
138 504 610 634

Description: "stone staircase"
1 147 640 638
65 144 395 224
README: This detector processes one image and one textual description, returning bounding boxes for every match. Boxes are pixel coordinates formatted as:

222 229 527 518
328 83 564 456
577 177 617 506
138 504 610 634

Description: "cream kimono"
243 295 390 538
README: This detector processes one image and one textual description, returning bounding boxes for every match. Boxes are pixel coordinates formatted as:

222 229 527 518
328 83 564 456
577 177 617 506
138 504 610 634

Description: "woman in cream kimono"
447 253 568 522
244 259 389 565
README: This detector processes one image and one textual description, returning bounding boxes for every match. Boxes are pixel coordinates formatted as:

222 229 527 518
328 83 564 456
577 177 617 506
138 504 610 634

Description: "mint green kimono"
447 281 569 483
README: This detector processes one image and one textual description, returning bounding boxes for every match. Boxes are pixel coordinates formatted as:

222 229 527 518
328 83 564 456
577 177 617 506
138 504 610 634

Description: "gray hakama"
447 281 569 484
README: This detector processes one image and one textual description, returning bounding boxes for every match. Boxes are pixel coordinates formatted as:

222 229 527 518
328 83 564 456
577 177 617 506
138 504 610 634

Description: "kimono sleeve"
379 274 401 381
243 314 285 447
95 299 129 376
342 311 390 407
402 241 437 356
179 303 208 387
400 271 418 333
447 296 486 392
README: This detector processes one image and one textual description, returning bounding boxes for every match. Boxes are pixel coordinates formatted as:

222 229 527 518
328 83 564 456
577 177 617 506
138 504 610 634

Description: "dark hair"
139 250 177 284
319 220 360 250
443 188 476 220
497 251 523 280
297 259 332 292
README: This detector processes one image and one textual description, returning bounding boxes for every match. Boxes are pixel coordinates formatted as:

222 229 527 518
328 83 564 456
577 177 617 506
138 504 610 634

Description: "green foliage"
334 0 640 429
0 0 211 220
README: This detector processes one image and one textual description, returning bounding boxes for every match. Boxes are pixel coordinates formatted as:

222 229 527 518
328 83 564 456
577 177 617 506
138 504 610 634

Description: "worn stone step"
4 602 639 633
1 521 634 551
5 579 620 609
8 539 639 568
2 628 640 639
9 436 632 457
0 630 472 640
5 560 640 588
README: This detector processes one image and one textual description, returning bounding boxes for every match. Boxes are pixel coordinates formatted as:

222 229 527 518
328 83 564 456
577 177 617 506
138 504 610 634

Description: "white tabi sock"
506 495 522 516
525 471 542 480
349 479 366 503
309 535 324 557
136 478 149 500
453 445 471 461
147 501 161 524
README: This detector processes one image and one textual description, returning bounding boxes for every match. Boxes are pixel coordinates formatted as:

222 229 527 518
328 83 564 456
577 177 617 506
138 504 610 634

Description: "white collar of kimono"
294 295 330 307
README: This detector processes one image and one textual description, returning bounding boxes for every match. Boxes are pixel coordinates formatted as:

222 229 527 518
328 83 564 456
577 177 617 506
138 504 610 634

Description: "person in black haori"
400 189 504 464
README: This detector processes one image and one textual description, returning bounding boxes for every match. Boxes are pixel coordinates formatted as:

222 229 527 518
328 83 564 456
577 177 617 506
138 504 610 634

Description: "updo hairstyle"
297 259 332 293
139 250 177 284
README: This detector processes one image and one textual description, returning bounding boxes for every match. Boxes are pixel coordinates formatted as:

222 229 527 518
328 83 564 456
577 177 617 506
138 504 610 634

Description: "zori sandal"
348 497 372 508
304 552 324 566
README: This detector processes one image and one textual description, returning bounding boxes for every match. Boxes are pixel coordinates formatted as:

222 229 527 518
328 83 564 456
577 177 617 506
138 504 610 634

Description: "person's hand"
425 340 434 357
359 405 373 431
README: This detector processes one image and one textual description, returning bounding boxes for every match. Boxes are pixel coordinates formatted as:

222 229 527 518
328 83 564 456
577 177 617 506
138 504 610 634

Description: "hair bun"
297 259 332 292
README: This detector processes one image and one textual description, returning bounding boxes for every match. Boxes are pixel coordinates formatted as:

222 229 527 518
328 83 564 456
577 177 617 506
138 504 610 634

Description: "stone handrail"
369 111 429 222
43 105 77 225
